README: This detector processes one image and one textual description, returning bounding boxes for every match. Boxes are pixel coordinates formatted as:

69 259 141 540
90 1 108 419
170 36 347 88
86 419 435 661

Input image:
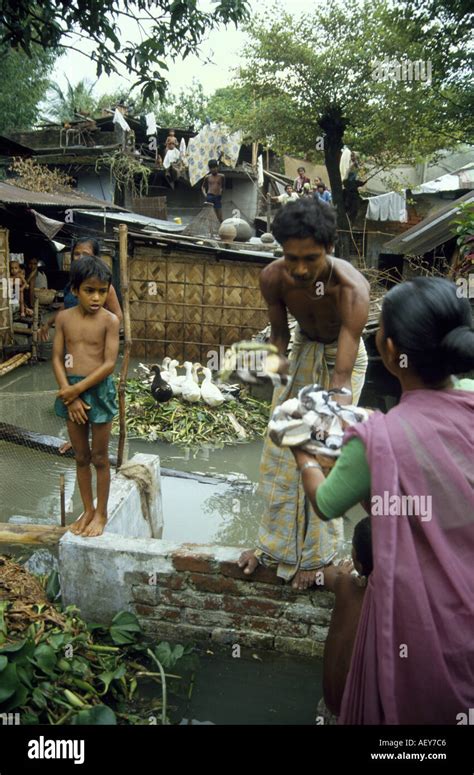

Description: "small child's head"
10 260 22 277
352 517 373 578
208 159 218 173
285 184 294 194
28 257 39 271
70 255 112 314
297 166 306 176
168 130 175 137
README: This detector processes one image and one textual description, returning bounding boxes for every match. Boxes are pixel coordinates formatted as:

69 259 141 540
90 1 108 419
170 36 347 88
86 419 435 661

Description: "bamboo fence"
128 244 269 362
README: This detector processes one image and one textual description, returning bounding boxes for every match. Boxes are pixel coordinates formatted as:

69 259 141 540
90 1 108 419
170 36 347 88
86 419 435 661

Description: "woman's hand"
58 385 81 405
67 398 90 424
38 324 50 342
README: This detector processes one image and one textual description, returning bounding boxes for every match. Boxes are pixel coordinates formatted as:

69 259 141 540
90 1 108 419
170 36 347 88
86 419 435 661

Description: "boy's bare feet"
292 569 319 590
59 441 72 454
238 549 259 575
69 510 95 535
82 511 107 537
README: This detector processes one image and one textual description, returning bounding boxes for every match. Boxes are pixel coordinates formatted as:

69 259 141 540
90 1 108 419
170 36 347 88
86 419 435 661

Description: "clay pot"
220 217 252 242
218 222 238 243
260 232 275 244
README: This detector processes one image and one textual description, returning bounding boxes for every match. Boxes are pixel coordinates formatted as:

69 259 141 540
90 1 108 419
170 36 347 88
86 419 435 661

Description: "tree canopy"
220 0 473 238
0 0 250 101
0 43 56 134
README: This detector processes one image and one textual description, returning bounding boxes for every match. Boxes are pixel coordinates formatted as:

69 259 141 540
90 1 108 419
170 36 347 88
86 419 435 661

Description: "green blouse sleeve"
316 437 371 520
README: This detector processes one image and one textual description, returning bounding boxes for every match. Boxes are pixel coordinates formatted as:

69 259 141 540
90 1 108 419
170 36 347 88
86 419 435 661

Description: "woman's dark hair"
353 517 373 577
70 255 112 290
70 237 101 258
272 197 337 249
382 277 474 383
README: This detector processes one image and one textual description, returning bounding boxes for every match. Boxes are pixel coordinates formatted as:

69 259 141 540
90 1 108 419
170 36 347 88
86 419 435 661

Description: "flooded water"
0 358 265 546
0 352 398 546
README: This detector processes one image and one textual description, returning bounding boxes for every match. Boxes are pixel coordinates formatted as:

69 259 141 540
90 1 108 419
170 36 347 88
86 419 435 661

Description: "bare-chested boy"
201 159 225 222
239 198 369 587
52 256 120 537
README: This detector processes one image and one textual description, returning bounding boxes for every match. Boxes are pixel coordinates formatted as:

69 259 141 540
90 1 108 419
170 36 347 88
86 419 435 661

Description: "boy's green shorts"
54 375 118 424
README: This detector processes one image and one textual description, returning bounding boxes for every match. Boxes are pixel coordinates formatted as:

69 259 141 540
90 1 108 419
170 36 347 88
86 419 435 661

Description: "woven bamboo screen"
129 245 270 362
0 229 12 347
131 196 168 221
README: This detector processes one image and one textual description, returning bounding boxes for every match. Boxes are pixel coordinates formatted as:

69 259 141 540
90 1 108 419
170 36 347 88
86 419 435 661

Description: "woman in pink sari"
292 277 474 724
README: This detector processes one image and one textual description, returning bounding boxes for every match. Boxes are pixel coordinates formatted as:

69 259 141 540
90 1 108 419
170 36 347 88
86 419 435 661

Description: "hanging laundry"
145 112 157 136
113 108 131 132
186 124 242 187
366 190 408 222
179 137 188 166
340 146 352 182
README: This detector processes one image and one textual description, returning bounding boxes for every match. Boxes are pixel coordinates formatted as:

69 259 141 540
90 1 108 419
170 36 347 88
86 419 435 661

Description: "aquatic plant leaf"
70 705 117 725
2 683 28 712
0 601 8 637
32 644 57 676
109 612 142 645
45 570 61 602
0 639 27 654
0 655 7 671
32 687 48 709
0 663 20 703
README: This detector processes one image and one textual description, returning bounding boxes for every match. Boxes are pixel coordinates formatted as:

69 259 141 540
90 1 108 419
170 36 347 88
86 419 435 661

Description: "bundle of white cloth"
268 384 369 456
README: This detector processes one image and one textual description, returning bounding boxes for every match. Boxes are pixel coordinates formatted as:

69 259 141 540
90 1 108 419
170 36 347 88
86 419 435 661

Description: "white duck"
160 356 172 381
167 359 185 396
181 361 201 403
201 367 225 407
192 362 202 384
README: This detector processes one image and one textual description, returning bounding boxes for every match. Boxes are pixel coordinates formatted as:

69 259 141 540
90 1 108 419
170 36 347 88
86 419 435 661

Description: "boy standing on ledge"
52 256 120 537
201 159 225 222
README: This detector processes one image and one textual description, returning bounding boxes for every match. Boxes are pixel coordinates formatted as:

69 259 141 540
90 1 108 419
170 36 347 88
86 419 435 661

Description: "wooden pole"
59 473 66 527
116 223 131 471
31 298 39 361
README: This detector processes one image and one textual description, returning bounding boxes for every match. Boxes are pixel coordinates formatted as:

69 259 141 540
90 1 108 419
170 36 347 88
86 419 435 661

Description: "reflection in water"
203 483 263 547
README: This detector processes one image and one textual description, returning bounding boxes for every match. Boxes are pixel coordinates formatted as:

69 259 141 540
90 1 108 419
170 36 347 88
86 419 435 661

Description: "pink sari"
339 387 474 724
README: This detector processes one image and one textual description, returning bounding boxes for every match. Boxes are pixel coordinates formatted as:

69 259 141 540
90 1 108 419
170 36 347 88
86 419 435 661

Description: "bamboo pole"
59 474 66 527
116 223 131 471
0 352 31 376
0 523 68 546
31 298 39 361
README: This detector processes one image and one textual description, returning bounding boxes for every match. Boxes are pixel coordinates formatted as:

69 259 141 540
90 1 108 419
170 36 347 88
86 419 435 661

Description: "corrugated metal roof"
384 191 474 254
75 209 185 233
0 181 123 209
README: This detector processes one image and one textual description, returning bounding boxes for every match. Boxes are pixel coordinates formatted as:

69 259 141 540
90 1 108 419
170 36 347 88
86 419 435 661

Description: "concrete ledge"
59 535 333 655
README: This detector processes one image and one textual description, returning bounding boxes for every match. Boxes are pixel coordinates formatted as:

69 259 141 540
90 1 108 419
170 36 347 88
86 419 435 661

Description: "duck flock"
137 358 240 407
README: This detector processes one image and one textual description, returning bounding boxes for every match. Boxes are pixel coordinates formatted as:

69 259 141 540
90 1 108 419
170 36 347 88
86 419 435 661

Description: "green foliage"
152 79 208 130
47 77 98 122
95 150 151 198
0 42 56 134
0 0 250 101
0 592 195 725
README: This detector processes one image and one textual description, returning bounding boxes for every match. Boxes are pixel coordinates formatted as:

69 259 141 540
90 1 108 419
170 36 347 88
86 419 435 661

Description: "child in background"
165 129 179 151
9 259 32 318
52 256 120 537
322 517 372 717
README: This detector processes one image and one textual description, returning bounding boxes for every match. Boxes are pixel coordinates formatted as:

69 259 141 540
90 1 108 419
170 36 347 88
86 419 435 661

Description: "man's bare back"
205 173 225 196
260 256 369 345
60 306 117 376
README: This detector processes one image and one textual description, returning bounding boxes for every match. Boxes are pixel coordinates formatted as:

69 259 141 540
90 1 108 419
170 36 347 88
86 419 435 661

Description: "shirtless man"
201 159 225 222
239 198 369 587
52 255 119 537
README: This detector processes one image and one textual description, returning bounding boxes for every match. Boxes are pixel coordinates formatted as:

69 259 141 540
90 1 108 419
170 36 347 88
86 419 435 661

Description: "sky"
50 0 322 99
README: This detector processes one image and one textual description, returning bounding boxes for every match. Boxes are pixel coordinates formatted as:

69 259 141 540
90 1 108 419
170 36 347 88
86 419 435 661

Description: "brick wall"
126 544 334 657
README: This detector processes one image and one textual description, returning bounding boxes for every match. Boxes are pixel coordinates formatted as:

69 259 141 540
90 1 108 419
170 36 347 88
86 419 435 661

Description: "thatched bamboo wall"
129 244 270 362
0 228 12 347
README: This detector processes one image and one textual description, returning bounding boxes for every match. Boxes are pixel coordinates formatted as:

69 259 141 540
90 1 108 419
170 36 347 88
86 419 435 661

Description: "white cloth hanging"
163 148 181 169
366 190 408 222
340 146 352 182
145 112 157 136
113 108 131 132
179 137 188 165
257 155 264 187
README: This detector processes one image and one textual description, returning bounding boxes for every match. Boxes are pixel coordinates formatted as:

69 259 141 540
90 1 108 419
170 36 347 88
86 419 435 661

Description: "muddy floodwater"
0 354 399 545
